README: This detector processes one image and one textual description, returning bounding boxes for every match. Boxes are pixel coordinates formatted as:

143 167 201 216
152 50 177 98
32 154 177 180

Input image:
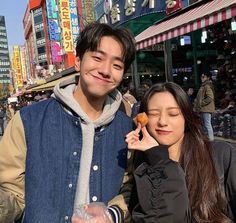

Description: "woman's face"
146 91 185 147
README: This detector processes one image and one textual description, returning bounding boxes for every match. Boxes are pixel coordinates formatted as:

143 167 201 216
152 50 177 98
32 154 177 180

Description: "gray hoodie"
53 75 123 209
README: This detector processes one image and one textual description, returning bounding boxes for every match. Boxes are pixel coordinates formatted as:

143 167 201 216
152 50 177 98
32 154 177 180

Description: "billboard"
46 0 58 19
46 0 62 63
69 0 79 45
60 0 73 52
51 41 62 63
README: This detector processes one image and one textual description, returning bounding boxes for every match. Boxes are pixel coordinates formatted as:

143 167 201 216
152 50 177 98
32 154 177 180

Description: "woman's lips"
156 130 172 135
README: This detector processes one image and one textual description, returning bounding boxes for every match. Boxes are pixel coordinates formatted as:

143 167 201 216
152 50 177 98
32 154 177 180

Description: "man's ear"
75 57 80 72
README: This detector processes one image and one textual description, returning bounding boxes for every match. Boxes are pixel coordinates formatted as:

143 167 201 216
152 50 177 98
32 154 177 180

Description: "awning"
136 0 236 50
30 73 78 92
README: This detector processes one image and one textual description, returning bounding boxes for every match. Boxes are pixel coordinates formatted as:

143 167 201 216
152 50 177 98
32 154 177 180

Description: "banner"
69 0 79 45
60 0 73 52
46 0 58 19
51 41 62 63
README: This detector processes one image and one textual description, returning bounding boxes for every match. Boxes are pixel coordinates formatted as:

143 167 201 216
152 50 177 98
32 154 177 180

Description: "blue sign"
48 19 60 41
46 0 57 19
103 0 189 26
69 0 80 45
105 0 166 26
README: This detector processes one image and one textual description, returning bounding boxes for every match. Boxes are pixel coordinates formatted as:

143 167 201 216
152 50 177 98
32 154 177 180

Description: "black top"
130 140 236 223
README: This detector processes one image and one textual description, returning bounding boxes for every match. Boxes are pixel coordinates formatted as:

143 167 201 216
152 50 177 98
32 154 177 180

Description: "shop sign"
20 46 27 82
166 0 182 15
84 0 95 24
46 0 58 19
60 0 73 52
13 47 23 87
145 43 177 51
106 0 166 26
69 0 79 45
48 19 60 41
51 41 62 63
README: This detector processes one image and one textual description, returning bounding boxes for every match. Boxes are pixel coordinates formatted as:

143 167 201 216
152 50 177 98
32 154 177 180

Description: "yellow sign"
60 0 73 52
12 46 24 88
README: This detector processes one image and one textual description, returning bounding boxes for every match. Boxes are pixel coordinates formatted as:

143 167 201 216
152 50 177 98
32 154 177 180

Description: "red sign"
166 0 182 15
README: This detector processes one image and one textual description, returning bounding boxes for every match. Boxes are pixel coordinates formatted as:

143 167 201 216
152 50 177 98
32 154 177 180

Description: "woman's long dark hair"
139 82 229 222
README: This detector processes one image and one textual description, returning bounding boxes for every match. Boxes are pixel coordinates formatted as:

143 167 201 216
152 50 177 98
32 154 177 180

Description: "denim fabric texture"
20 98 133 223
201 112 214 141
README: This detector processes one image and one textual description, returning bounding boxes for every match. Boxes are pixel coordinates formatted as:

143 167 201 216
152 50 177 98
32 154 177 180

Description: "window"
36 30 44 39
38 46 45 54
34 14 43 24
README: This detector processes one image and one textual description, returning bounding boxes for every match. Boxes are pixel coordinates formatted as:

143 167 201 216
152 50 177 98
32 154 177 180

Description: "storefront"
135 0 236 91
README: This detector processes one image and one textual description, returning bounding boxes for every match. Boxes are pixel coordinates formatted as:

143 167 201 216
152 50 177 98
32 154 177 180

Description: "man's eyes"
113 64 123 70
92 56 101 61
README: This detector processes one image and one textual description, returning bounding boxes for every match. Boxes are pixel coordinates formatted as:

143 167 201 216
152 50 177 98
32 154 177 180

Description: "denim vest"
20 98 133 223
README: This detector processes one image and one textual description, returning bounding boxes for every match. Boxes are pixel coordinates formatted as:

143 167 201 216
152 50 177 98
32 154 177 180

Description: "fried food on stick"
133 112 149 127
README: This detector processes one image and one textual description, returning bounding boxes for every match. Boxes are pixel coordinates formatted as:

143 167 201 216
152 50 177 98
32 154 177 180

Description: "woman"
126 82 236 223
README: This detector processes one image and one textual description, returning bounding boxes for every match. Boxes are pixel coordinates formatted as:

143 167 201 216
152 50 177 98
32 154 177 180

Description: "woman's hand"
125 123 159 151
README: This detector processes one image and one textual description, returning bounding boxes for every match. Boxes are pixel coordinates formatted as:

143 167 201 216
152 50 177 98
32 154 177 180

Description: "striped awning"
29 73 78 92
136 0 236 50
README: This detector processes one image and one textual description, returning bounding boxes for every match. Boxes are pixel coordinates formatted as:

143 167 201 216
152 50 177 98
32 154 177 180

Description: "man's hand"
72 203 113 223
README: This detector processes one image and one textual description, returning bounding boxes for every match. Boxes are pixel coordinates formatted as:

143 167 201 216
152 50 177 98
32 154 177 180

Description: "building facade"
22 0 81 84
0 16 11 99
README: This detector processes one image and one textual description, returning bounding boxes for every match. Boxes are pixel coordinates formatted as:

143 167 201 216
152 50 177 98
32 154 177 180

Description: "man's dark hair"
75 22 136 73
203 72 212 79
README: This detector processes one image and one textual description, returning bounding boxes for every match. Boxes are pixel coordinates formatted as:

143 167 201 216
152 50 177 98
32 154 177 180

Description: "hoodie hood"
52 74 122 127
52 74 124 206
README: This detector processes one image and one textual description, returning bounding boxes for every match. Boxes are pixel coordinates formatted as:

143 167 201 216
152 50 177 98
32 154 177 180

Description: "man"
195 73 215 141
186 87 194 104
122 84 137 117
0 23 136 222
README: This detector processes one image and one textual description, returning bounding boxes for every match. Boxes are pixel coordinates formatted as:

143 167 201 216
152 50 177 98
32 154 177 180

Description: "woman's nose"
158 114 168 126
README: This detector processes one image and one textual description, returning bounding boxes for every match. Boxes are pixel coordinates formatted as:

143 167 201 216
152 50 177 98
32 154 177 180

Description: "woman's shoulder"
212 140 236 175
212 140 236 156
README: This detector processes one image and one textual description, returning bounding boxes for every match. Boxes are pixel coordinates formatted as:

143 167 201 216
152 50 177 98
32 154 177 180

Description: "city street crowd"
0 23 236 223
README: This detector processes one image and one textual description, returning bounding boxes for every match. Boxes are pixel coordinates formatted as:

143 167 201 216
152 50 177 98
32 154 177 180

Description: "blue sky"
0 0 28 49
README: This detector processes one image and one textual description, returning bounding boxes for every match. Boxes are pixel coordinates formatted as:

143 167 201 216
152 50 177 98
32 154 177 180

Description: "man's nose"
98 61 111 77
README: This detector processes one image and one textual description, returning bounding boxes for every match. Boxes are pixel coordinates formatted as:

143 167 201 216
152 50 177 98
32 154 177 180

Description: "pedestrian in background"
0 105 5 136
126 82 236 222
131 84 149 118
5 104 15 123
195 73 215 141
186 87 194 104
122 84 137 117
0 22 136 223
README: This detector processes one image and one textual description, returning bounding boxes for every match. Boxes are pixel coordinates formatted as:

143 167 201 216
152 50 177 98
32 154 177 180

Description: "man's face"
201 74 208 83
77 36 125 98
